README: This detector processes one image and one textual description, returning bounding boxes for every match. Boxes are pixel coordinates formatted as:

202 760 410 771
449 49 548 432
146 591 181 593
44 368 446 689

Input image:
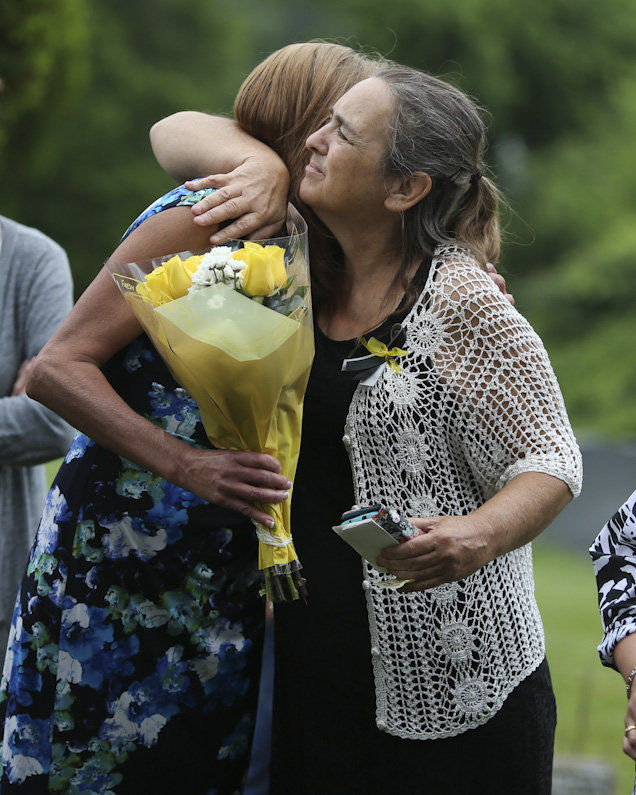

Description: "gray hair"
377 67 500 281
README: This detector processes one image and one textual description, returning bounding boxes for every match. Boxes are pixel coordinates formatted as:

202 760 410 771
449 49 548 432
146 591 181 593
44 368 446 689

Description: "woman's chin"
299 177 318 206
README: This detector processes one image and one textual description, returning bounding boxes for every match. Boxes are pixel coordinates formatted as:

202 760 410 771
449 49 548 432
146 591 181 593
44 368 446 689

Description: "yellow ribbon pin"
359 336 408 373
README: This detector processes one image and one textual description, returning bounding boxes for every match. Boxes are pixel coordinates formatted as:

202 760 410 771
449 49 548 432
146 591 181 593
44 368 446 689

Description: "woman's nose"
306 124 328 153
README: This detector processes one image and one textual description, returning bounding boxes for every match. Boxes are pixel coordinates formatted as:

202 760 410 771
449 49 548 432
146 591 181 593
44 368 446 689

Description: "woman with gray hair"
157 63 582 792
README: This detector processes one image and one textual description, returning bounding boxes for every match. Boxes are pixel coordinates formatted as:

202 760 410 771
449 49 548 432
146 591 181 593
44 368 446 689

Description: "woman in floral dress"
0 186 284 794
0 41 385 793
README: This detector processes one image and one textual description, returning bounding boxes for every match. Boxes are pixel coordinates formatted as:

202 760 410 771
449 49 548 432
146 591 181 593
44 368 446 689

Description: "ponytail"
378 67 501 275
449 174 500 266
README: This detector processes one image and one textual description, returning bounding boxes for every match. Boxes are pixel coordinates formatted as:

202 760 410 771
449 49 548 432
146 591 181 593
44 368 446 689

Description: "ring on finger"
624 725 636 736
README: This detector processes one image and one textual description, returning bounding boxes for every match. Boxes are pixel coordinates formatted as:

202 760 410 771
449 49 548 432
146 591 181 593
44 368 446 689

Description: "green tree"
320 0 636 148
0 0 89 160
0 0 253 293
514 74 636 436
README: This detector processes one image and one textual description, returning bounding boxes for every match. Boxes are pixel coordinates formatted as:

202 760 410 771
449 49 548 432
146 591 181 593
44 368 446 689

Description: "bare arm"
471 470 571 554
150 113 274 181
613 634 636 683
377 257 581 588
150 111 290 243
27 207 290 525
613 632 636 763
612 635 636 759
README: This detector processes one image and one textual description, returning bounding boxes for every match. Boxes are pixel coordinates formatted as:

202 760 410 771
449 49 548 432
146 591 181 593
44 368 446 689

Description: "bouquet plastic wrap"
107 205 313 602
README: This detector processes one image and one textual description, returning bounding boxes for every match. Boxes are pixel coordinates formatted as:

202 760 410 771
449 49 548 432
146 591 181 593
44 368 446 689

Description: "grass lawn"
534 541 634 793
42 459 633 790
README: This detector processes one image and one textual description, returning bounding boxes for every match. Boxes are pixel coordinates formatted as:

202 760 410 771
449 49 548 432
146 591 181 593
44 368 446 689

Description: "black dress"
271 304 557 794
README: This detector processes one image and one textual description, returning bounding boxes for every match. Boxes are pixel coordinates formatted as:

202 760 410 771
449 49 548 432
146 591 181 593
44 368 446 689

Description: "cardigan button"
371 646 381 657
362 580 371 591
376 719 387 731
342 434 351 447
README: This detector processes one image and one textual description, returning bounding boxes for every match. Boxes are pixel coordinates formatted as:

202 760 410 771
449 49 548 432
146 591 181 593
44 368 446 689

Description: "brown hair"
234 43 386 310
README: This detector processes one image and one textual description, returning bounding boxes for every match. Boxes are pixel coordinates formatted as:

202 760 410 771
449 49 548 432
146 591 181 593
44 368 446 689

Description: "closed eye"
327 107 351 143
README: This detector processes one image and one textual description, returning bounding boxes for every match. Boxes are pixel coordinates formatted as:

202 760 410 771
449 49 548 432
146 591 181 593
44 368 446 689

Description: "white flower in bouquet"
189 248 244 293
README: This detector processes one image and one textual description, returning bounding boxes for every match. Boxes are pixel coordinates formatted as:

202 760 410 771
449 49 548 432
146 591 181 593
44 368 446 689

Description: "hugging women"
0 42 580 795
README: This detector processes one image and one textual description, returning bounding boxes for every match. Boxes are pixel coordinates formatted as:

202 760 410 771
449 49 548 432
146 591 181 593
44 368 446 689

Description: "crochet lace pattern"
344 245 582 739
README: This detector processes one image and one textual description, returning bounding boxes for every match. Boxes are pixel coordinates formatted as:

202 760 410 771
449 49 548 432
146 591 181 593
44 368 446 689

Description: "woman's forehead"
334 78 394 134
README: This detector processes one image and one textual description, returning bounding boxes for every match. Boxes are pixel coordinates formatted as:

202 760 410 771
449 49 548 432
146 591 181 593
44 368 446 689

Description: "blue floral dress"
0 187 264 794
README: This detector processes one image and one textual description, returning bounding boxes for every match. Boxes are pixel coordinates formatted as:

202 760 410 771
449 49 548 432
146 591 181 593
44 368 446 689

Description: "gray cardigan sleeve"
0 239 75 466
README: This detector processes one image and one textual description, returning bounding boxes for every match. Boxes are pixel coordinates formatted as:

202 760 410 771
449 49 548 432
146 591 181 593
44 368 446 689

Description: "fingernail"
285 480 293 489
266 518 275 528
282 491 290 500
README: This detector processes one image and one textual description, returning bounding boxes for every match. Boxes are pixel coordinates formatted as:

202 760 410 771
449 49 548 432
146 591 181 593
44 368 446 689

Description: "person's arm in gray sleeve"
0 241 75 466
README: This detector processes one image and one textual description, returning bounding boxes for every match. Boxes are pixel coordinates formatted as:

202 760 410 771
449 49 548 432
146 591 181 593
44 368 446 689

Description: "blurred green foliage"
1 0 636 436
0 0 254 285
0 0 89 148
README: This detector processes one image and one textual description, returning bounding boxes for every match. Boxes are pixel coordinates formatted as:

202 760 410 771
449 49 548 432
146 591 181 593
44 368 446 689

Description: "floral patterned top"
0 186 265 794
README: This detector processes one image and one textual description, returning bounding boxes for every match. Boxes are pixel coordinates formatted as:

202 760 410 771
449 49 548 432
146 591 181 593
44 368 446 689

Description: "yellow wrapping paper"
153 283 313 569
109 207 313 595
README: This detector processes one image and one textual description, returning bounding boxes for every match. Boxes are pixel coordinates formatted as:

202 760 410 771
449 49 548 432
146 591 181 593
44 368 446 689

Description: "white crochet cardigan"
343 245 582 740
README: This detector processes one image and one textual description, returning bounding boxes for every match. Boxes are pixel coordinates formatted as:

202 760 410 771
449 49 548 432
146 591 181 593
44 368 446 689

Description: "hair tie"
470 169 483 185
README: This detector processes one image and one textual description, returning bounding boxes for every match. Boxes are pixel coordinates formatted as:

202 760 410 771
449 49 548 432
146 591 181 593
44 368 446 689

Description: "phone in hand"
332 504 422 575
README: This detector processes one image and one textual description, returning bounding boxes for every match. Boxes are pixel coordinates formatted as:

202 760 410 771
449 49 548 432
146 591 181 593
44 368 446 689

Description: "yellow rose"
164 254 201 299
137 264 172 306
180 254 204 274
137 255 200 306
233 242 287 297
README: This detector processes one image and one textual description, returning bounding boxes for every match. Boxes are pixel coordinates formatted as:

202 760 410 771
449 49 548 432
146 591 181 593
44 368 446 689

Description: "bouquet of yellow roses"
107 206 313 602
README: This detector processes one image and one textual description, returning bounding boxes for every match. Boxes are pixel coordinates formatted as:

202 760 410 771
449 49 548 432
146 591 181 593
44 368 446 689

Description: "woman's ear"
384 172 432 213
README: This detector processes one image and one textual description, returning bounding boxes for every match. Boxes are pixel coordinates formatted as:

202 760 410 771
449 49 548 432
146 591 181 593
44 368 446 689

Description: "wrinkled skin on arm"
151 112 290 243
